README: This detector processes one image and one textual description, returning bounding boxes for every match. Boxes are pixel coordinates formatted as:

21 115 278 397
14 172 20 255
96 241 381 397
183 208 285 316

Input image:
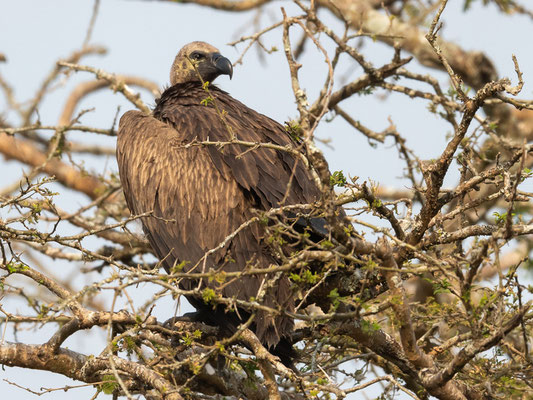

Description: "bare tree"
1 0 532 399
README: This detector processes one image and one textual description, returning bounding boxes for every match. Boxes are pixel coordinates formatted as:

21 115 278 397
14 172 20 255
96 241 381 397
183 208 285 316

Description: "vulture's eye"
190 52 204 61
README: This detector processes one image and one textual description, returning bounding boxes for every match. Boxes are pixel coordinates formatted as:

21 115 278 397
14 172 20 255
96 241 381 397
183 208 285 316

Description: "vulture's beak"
212 53 233 80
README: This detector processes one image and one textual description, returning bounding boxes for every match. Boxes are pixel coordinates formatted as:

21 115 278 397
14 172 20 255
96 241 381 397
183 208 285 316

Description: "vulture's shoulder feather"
152 83 321 209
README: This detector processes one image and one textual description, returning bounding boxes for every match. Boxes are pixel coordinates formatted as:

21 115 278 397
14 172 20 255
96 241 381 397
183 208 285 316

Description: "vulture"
117 41 328 363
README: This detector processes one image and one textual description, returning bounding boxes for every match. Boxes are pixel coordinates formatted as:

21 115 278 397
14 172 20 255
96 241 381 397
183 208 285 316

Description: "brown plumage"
116 42 323 357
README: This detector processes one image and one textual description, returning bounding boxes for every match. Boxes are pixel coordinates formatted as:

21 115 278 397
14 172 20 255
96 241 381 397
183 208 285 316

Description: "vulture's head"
170 41 233 86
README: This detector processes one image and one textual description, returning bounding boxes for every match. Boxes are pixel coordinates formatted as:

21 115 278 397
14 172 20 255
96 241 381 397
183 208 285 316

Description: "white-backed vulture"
117 41 327 364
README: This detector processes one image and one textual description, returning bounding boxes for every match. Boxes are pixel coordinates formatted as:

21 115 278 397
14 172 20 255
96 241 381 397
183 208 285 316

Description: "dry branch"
0 132 106 199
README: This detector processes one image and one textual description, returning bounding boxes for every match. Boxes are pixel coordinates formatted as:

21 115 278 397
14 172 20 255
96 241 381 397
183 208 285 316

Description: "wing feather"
117 110 273 305
118 111 237 265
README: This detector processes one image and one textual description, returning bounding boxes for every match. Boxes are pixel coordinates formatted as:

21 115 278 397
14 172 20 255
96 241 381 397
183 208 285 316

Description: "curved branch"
317 0 497 90
157 0 269 11
23 45 107 124
57 62 152 114
0 132 106 199
0 342 89 381
0 342 184 399
58 76 160 125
